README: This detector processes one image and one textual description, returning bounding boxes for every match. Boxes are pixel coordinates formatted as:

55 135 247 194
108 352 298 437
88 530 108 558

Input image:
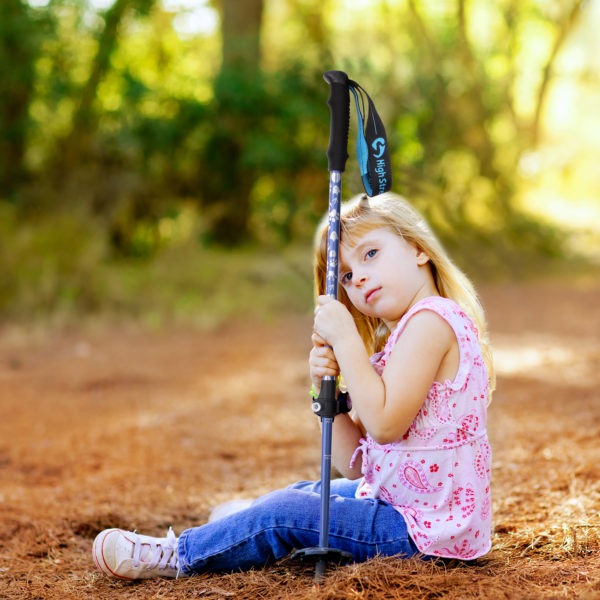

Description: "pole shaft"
318 168 342 550
319 416 334 549
324 170 342 299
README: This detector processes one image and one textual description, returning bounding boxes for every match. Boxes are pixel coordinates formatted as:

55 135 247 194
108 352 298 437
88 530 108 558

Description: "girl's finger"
311 332 328 346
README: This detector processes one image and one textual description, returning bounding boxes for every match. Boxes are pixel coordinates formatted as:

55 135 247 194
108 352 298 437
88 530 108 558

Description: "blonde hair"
314 192 495 396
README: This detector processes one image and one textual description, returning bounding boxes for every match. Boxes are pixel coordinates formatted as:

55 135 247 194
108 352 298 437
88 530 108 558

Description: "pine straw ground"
0 277 598 599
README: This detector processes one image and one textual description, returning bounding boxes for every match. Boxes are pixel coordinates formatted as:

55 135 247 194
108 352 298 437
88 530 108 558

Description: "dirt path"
0 278 598 599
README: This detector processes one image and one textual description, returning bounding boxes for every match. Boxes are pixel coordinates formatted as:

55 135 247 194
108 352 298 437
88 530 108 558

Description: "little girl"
92 192 494 580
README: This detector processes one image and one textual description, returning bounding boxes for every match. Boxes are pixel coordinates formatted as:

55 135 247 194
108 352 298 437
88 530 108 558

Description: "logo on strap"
371 137 386 159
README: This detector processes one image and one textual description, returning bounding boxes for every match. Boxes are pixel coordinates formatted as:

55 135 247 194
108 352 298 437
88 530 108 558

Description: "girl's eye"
340 271 353 285
366 248 378 259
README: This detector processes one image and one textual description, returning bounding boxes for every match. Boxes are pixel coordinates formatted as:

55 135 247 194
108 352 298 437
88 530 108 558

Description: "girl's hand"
309 332 339 391
313 295 356 348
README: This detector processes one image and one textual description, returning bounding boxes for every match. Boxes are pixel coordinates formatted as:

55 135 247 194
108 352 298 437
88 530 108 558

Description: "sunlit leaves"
5 0 599 265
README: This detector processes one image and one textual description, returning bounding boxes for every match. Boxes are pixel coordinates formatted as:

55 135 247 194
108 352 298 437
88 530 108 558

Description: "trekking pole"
293 70 392 582
292 70 354 581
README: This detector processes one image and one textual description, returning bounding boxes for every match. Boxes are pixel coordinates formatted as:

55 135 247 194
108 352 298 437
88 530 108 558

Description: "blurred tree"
200 0 265 245
528 0 585 148
200 0 337 246
2 0 597 322
54 0 157 170
377 0 586 268
0 0 39 199
40 0 168 256
0 0 592 261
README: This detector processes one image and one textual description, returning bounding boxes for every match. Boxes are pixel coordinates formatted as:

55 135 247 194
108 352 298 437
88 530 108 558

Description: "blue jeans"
178 479 419 574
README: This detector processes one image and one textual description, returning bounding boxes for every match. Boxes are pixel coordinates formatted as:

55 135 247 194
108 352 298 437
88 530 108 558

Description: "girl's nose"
354 271 367 287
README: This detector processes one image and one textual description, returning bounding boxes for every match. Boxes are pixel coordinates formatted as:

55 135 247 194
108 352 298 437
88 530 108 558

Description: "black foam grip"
323 70 350 172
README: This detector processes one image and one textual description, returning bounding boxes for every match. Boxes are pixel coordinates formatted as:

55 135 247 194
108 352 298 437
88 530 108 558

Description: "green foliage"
0 0 47 196
0 0 597 323
326 0 592 273
197 59 331 245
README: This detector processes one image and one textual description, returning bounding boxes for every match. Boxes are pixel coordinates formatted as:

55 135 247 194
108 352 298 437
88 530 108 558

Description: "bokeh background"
1 0 598 328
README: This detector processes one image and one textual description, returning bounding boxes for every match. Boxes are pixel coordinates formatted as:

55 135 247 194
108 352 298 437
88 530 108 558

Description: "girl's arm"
314 297 456 444
331 413 364 479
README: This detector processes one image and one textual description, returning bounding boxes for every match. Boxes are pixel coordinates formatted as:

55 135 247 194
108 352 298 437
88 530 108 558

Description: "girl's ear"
415 248 430 265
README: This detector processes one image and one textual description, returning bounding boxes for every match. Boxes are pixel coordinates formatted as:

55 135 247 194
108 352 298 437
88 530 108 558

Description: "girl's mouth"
365 288 381 304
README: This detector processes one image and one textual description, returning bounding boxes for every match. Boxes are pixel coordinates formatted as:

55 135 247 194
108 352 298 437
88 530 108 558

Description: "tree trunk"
55 0 132 171
221 0 263 71
202 0 264 245
530 0 584 147
0 0 37 199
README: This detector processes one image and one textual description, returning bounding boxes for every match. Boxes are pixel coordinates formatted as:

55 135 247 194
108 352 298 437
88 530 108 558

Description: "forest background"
1 0 599 329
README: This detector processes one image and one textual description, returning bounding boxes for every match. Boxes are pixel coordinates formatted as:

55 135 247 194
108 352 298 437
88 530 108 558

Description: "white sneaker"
92 527 182 580
208 499 253 522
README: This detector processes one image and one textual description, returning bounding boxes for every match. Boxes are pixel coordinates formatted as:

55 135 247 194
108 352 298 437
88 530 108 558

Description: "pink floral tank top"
351 296 492 559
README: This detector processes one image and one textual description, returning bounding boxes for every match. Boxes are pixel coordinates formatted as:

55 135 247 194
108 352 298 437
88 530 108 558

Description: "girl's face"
339 227 438 329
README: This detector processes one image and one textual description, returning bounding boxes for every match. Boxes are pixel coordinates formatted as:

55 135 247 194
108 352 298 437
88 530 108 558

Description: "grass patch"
98 243 315 330
0 207 314 330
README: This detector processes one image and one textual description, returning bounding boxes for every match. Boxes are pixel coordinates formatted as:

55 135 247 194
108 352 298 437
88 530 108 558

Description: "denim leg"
178 479 418 574
287 478 360 498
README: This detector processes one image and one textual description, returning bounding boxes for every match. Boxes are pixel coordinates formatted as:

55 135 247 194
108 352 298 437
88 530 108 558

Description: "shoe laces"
132 527 179 573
